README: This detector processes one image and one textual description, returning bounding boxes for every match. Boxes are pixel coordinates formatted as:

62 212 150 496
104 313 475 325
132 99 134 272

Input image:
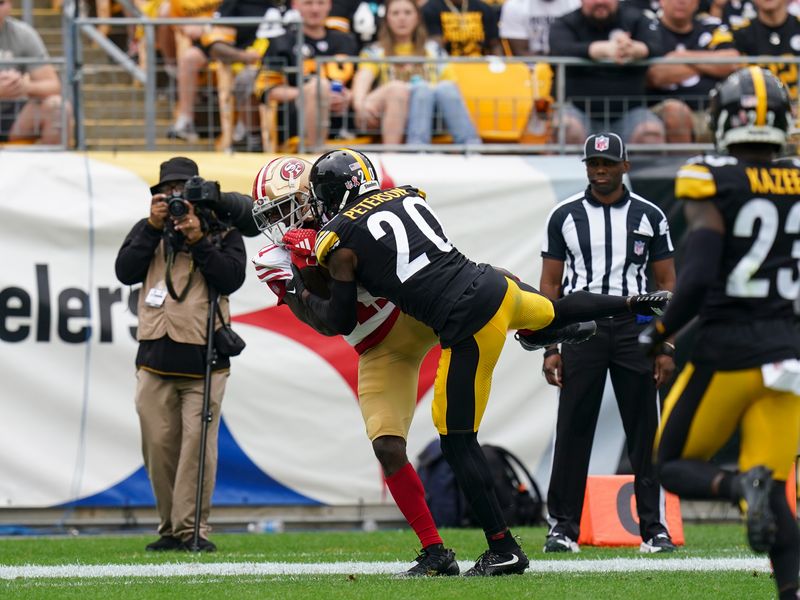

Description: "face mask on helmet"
251 157 314 244
708 66 792 151
309 149 380 220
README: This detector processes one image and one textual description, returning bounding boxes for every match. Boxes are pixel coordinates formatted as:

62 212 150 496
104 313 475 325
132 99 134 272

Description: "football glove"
515 321 598 351
282 228 318 268
628 290 672 316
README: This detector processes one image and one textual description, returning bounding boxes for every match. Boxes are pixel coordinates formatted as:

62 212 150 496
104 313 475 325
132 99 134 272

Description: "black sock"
439 432 507 538
486 529 519 553
769 484 800 597
550 291 628 327
658 459 728 499
717 471 738 502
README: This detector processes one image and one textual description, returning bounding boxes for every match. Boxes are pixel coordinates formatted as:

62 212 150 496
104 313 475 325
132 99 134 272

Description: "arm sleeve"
633 14 663 57
19 24 48 59
114 219 162 285
283 292 340 336
548 17 591 58
190 229 247 295
659 227 724 336
481 1 499 41
303 279 358 335
541 207 568 260
422 4 444 37
648 206 675 260
499 0 527 40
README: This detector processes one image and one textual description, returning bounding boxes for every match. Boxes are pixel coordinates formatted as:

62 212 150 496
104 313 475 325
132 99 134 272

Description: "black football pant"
546 315 668 542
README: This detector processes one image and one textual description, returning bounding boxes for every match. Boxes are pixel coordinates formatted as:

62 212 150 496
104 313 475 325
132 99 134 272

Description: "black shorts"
689 318 800 370
438 266 507 348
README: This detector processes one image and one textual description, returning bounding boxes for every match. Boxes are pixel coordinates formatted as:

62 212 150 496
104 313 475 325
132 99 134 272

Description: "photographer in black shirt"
115 157 248 552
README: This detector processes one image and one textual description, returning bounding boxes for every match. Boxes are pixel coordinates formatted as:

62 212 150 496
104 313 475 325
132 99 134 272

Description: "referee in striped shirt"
540 132 678 554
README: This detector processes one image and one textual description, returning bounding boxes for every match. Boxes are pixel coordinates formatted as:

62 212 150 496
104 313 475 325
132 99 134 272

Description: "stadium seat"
449 60 536 143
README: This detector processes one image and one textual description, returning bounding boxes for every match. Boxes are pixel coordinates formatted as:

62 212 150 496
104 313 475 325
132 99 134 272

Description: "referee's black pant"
546 313 668 543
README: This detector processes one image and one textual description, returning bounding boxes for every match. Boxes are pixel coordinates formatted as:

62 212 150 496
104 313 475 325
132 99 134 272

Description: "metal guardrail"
64 14 800 153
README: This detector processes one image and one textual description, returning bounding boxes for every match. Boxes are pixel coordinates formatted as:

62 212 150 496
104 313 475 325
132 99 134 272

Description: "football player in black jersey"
641 67 800 600
292 148 672 576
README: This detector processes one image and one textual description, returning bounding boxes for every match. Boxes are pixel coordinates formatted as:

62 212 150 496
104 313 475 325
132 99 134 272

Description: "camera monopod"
188 286 219 552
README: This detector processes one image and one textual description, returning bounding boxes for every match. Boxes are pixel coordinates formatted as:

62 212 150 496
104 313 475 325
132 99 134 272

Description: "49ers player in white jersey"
250 157 459 578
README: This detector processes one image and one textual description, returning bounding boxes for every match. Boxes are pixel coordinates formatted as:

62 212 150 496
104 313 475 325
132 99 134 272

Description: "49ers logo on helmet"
280 159 305 181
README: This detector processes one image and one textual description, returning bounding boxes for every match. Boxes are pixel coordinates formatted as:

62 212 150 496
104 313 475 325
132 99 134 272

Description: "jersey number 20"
367 197 453 282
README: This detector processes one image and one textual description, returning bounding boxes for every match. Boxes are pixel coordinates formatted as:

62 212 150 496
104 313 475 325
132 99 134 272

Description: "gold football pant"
358 311 439 440
432 277 554 434
656 363 800 480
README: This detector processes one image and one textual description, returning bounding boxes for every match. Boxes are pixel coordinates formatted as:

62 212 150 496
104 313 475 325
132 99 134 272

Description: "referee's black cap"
582 132 628 162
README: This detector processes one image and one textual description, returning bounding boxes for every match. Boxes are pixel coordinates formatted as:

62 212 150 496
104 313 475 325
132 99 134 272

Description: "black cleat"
515 321 598 351
463 547 529 576
395 546 459 577
145 535 182 552
543 532 580 553
738 466 777 553
180 537 217 552
628 290 672 317
640 532 677 553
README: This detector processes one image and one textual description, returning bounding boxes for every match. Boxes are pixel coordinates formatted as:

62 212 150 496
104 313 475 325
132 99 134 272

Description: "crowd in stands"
6 0 800 147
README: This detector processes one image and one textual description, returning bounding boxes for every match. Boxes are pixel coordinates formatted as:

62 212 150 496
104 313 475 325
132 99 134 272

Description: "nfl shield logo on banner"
595 136 609 151
634 240 645 256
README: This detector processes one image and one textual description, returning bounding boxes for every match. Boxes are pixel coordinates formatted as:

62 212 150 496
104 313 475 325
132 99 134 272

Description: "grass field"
0 523 778 599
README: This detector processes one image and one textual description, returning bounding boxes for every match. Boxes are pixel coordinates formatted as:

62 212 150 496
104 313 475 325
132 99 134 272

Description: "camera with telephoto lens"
167 175 222 218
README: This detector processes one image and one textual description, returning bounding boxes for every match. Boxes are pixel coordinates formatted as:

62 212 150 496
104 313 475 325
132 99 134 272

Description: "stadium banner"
0 151 621 509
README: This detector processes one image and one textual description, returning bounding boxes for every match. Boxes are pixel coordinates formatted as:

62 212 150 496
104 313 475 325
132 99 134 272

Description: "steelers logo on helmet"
309 148 380 220
251 156 314 244
707 66 792 151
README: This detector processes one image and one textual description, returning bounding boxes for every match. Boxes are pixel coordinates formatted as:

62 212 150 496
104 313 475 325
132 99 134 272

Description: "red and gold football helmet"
251 156 314 244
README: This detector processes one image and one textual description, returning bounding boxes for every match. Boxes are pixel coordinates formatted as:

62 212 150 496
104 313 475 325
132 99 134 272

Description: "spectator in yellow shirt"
351 0 479 144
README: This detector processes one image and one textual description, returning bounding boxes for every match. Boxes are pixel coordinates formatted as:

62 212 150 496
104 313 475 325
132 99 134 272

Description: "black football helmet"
708 66 792 151
309 149 380 219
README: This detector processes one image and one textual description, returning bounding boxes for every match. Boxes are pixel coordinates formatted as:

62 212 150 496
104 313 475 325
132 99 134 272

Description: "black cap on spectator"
582 132 628 163
150 157 199 193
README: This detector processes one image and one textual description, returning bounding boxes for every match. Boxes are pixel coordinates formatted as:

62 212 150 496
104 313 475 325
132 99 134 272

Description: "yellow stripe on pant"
432 278 554 434
657 363 800 480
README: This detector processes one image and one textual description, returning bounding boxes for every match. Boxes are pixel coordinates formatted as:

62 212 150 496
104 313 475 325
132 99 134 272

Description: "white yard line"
0 557 771 580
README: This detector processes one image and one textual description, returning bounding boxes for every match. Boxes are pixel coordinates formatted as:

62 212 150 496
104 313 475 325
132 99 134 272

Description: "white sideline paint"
0 557 771 580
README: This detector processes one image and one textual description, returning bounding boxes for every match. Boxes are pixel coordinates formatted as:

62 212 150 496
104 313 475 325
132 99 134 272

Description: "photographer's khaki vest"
137 239 230 345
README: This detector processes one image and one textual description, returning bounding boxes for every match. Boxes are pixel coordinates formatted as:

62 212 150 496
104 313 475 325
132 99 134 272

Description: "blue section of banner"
62 418 318 508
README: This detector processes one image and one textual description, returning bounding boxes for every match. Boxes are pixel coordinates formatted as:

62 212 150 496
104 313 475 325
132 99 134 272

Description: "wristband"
543 347 560 358
658 341 676 357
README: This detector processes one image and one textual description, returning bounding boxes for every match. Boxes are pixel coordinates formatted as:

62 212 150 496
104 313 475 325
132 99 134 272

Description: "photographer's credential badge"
145 282 168 307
